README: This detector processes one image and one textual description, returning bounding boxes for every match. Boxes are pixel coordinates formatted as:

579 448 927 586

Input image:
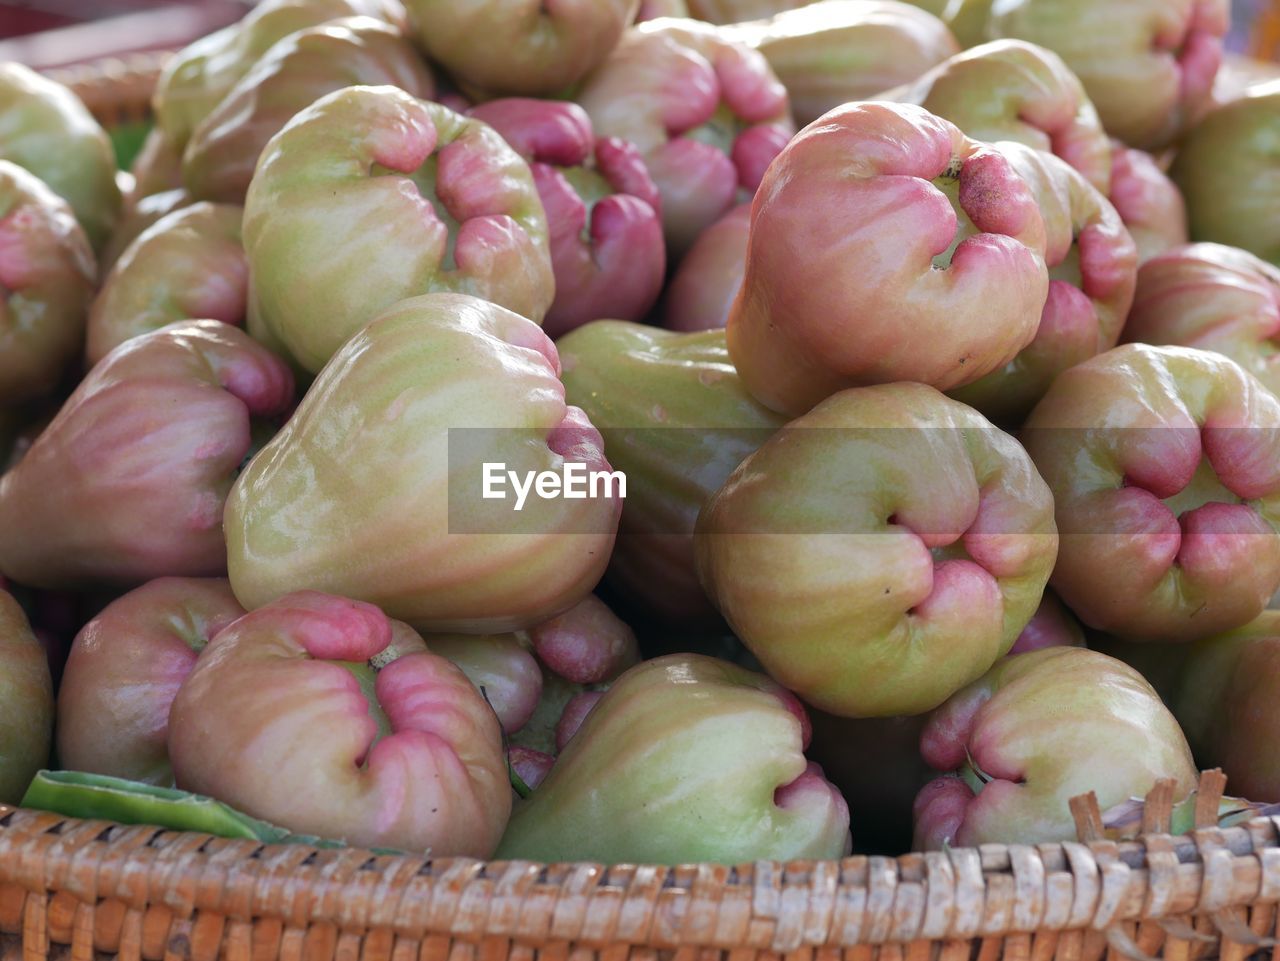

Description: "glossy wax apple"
1122 244 1280 397
244 85 554 374
728 100 1048 416
404 0 638 98
495 654 851 865
949 143 1136 424
88 203 247 366
1022 344 1280 642
985 0 1228 151
1171 82 1280 267
0 589 53 804
57 578 245 785
151 0 407 154
0 63 121 250
576 17 794 257
695 382 1059 717
226 293 620 633
0 161 95 404
0 321 295 588
913 648 1196 848
468 98 664 337
722 1 960 127
663 202 749 332
1107 144 1188 265
558 321 787 623
182 17 434 204
169 592 511 854
881 39 1112 194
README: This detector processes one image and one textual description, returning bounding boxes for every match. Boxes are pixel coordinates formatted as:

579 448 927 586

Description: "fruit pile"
1 0 1279 864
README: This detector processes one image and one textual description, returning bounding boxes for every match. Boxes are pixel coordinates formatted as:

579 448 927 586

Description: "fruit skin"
913 647 1197 849
1140 612 1280 802
182 17 434 205
56 578 245 786
1021 344 1280 642
226 293 619 634
722 1 960 127
0 320 295 589
663 202 749 332
984 0 1229 152
152 0 407 154
1171 82 1280 267
949 142 1136 425
87 203 247 366
526 594 639 685
168 591 511 855
0 161 96 405
101 187 190 271
695 382 1059 718
727 100 1048 417
881 39 1111 195
467 98 664 338
1107 144 1188 265
576 17 794 257
244 85 554 374
0 63 121 251
1121 244 1280 398
424 633 543 735
403 0 638 98
1008 590 1084 655
0 588 53 804
557 321 787 623
495 653 851 865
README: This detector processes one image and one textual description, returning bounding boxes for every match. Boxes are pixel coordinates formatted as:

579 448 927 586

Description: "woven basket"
3 772 1280 961
8 30 1280 961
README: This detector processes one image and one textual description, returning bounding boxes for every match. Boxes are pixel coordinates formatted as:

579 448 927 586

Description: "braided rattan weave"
4 788 1280 961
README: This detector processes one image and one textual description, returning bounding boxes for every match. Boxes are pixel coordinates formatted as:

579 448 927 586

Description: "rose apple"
1022 344 1280 642
728 100 1048 416
1008 590 1084 655
57 578 245 786
468 98 664 337
496 654 851 864
0 589 53 804
0 63 121 250
101 187 190 270
1122 244 1280 397
0 321 294 588
558 321 787 623
695 382 1059 717
1107 143 1188 264
722 1 960 126
950 143 1136 424
244 85 553 374
985 0 1228 151
1162 612 1280 802
423 633 543 735
0 161 95 404
226 293 619 633
576 18 793 256
88 203 246 366
152 0 407 153
526 594 639 684
1171 82 1280 266
663 202 748 332
169 591 511 854
403 0 638 98
913 647 1196 848
182 17 434 204
881 40 1111 194
1209 54 1280 111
